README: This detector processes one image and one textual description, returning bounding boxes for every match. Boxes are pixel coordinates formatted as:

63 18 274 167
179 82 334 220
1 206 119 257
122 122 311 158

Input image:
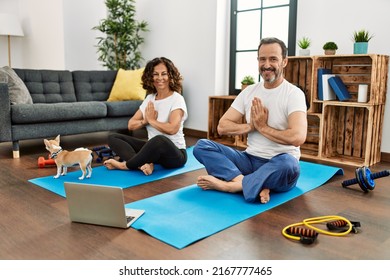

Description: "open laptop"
64 182 145 229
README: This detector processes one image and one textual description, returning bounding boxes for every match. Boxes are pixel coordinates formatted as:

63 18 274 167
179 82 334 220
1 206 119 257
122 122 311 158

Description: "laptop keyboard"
126 216 135 224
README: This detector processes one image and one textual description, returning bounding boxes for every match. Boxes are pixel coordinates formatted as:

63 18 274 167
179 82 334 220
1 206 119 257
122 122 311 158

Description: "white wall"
296 0 390 152
19 0 65 69
0 0 28 67
0 0 105 69
136 0 230 132
1 0 390 153
63 0 106 70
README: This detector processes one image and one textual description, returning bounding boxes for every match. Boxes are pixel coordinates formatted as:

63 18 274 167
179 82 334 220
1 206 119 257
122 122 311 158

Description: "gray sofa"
0 68 143 158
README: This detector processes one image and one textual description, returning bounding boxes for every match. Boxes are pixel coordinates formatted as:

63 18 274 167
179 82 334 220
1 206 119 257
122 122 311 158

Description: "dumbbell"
341 166 390 192
38 156 56 168
96 150 112 163
92 146 117 163
92 145 108 152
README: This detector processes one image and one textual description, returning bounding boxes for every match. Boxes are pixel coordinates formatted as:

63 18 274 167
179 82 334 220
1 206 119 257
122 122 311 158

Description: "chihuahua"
43 135 93 180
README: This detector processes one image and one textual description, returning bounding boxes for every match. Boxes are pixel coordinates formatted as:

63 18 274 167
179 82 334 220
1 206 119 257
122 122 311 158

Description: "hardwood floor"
0 131 389 260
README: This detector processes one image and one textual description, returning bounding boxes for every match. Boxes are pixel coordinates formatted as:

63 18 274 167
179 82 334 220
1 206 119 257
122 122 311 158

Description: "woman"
103 57 188 175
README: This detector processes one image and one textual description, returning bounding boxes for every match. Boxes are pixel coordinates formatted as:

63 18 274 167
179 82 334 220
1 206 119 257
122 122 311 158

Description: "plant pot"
299 49 310 56
324 49 336 55
354 42 368 54
241 84 249 91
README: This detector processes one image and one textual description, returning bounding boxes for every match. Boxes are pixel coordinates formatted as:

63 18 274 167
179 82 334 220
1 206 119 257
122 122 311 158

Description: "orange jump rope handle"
38 156 56 168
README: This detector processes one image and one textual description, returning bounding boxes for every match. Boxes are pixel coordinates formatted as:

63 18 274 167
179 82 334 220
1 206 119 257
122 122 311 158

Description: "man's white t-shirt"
140 92 188 149
232 79 307 160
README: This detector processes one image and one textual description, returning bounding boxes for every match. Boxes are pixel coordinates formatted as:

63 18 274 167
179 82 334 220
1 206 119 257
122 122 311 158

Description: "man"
193 37 307 204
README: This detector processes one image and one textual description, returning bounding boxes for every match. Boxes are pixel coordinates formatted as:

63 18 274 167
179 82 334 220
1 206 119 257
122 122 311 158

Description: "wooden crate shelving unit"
312 54 389 105
321 103 384 166
208 54 389 166
208 95 247 148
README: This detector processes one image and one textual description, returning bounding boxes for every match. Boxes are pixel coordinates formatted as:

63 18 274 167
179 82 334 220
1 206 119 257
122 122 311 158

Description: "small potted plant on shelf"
323 41 338 55
241 75 255 90
297 36 311 56
352 29 374 54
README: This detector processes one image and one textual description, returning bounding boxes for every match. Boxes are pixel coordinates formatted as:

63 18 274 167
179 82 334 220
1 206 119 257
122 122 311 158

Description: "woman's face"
152 63 170 91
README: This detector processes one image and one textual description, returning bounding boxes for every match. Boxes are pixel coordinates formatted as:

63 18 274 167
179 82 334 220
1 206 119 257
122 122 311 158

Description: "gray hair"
258 37 288 59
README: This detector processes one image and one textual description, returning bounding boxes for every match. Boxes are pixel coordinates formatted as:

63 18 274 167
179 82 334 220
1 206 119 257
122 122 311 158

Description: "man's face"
257 43 286 86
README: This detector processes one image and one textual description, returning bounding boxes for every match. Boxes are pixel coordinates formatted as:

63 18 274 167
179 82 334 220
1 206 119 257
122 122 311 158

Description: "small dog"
44 135 93 180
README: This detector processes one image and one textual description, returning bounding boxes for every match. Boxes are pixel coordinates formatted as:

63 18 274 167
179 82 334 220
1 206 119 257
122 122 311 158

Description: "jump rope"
282 215 361 244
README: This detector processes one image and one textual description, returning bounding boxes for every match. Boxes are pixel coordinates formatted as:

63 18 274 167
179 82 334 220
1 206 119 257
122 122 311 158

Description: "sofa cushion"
11 101 107 124
107 68 146 101
73 70 117 101
105 100 142 117
0 66 33 105
14 69 76 103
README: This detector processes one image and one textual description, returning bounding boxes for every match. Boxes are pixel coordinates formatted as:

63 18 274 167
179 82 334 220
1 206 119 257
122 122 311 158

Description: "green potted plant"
352 29 374 54
241 75 255 90
323 41 338 55
93 0 149 70
297 36 311 56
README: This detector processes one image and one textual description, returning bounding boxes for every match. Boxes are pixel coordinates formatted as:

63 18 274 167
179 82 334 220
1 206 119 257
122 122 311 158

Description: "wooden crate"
301 113 321 158
312 54 389 105
284 56 319 113
321 103 384 166
208 96 247 148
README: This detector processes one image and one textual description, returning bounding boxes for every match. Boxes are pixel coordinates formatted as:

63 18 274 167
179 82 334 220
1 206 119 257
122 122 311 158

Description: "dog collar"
50 148 63 159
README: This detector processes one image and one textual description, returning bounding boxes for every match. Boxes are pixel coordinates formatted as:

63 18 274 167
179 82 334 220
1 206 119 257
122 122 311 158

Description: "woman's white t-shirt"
232 79 307 160
139 92 188 149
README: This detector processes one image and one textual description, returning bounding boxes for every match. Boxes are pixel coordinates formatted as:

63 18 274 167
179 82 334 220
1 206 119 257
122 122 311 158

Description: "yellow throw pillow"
107 68 146 101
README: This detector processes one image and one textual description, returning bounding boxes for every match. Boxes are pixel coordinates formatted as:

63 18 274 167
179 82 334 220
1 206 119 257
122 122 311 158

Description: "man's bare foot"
197 175 226 191
103 159 128 170
259 188 270 204
139 163 154 175
196 175 243 193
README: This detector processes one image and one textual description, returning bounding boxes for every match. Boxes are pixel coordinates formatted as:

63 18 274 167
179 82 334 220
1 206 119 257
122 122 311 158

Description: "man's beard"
260 66 281 84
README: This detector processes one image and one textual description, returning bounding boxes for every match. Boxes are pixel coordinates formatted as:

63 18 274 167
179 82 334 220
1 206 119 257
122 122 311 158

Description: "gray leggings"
108 133 187 170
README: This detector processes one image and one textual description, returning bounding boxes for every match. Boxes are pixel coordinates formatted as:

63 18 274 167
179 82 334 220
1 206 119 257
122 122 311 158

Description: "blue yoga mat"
28 146 204 197
127 161 344 249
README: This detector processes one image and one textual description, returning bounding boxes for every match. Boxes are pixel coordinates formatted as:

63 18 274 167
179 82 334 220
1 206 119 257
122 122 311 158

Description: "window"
229 0 298 94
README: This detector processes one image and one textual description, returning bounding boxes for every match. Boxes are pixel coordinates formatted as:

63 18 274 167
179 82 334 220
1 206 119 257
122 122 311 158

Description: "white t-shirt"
139 92 188 149
232 79 307 160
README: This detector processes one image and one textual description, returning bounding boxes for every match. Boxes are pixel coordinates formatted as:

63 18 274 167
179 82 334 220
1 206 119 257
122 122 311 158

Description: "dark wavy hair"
141 57 183 94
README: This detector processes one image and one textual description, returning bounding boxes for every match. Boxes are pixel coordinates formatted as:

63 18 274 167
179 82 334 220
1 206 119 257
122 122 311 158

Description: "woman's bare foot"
259 188 270 204
139 163 154 175
103 159 128 170
196 175 243 193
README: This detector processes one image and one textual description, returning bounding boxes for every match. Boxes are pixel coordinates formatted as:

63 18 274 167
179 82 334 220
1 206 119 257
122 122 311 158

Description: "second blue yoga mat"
28 146 203 197
127 161 344 249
